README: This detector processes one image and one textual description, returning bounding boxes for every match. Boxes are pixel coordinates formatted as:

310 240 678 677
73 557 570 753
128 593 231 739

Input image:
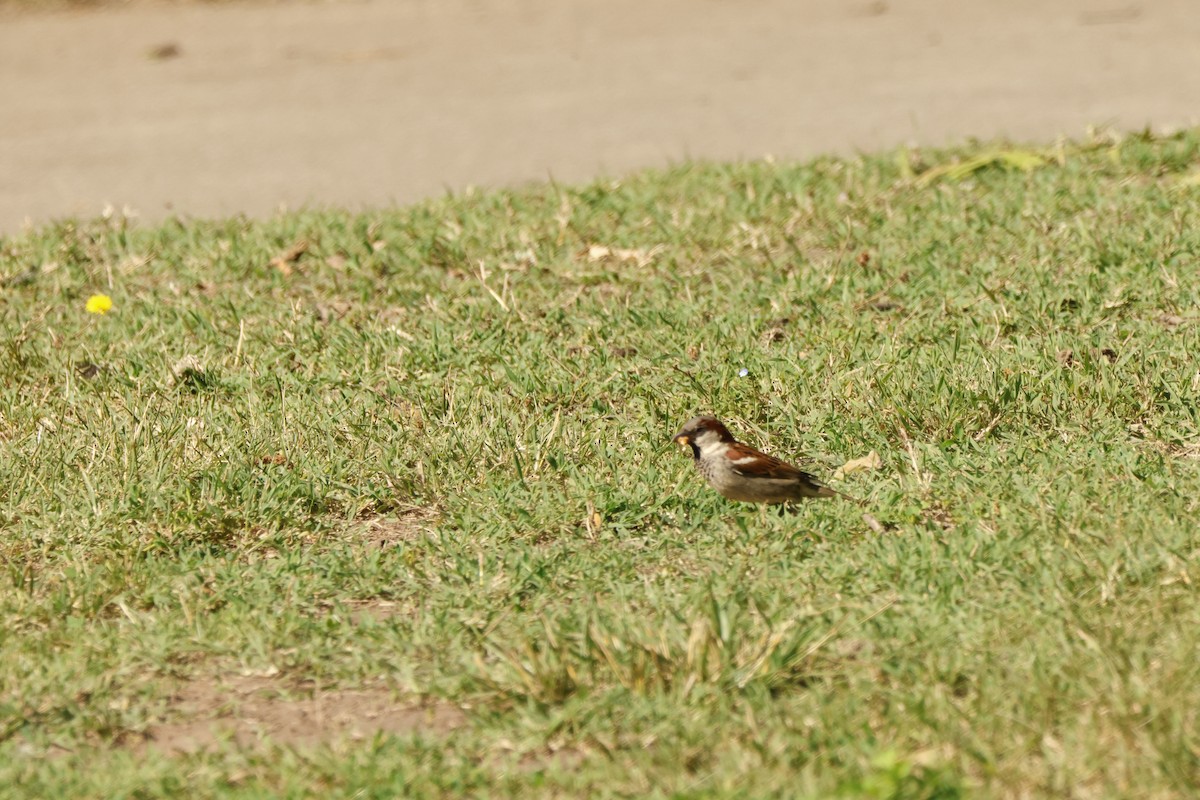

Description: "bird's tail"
823 486 864 505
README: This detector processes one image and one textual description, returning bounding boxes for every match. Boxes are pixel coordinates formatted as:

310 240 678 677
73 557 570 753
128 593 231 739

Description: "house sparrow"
673 414 845 504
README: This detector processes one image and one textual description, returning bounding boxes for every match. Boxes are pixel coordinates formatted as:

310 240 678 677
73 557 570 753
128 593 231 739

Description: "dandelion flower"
85 294 113 315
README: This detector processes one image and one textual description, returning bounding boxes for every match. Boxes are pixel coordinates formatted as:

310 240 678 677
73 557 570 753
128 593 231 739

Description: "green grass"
2 129 1200 798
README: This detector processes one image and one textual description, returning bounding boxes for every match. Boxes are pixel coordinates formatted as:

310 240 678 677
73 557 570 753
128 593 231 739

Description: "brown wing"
724 442 840 499
723 442 809 479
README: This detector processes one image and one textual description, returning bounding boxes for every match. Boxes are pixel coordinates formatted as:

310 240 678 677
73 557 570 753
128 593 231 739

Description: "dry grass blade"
915 148 1048 186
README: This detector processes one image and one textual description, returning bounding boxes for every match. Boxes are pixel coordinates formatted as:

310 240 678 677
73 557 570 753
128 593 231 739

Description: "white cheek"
693 431 728 456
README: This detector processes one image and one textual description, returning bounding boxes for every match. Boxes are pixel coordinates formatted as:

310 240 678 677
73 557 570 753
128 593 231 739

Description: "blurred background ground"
2 0 1198 234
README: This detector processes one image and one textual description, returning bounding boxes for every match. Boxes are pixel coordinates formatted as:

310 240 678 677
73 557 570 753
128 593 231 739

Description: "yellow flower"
85 294 113 315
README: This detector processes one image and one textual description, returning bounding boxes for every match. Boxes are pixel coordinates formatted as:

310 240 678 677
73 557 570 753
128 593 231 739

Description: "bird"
672 414 847 505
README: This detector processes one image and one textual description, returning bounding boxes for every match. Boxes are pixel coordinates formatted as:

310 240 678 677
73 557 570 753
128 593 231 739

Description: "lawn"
1 130 1199 798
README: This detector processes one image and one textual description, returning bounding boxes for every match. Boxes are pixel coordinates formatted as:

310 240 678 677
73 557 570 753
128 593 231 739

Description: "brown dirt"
356 508 438 548
2 0 1199 235
142 673 466 755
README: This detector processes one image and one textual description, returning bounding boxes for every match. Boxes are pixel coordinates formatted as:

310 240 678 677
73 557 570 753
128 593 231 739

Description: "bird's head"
673 414 735 458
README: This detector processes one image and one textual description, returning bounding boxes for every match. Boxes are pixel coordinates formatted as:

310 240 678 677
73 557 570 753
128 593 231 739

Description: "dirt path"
2 0 1198 234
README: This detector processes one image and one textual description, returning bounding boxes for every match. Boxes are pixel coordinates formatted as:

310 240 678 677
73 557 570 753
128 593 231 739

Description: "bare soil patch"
143 674 466 755
356 508 438 548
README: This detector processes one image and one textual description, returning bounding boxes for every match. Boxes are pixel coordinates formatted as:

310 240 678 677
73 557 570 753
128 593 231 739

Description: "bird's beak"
673 433 689 446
